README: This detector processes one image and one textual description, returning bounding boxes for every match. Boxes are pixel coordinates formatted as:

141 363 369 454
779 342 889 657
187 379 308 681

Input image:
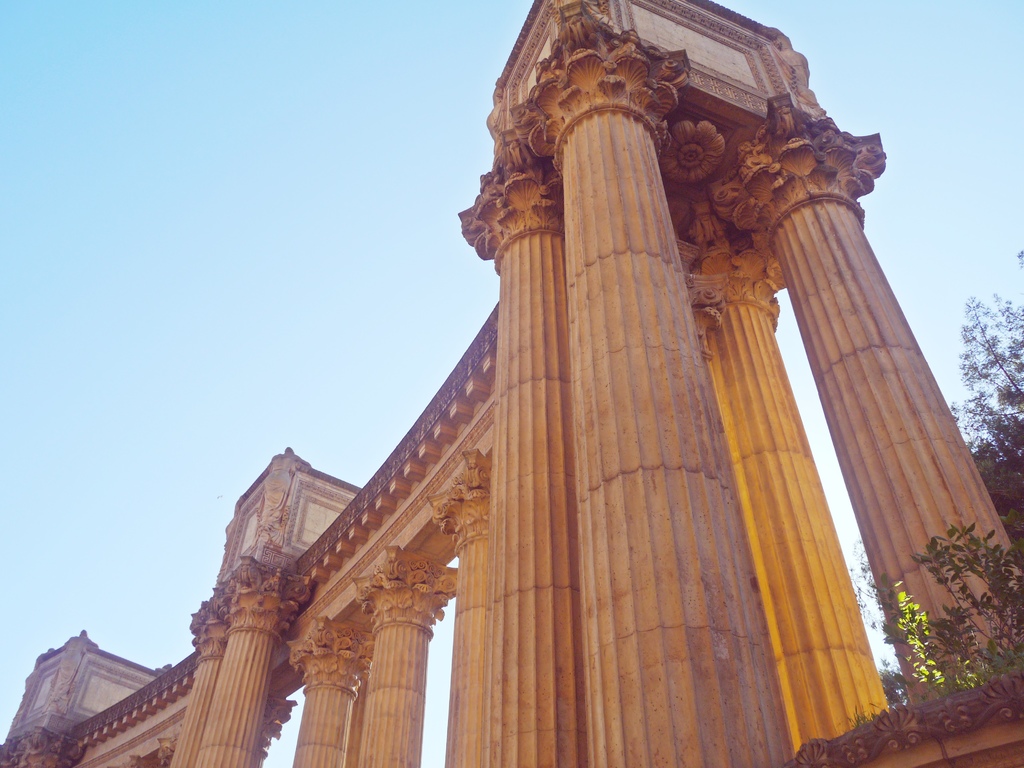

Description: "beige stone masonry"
462 133 589 767
356 547 456 768
514 13 790 767
697 244 886 745
430 450 492 768
193 560 309 768
168 596 228 768
712 96 1010 625
289 618 372 768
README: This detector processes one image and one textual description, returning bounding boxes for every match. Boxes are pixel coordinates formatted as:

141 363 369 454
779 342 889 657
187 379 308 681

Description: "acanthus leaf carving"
189 592 229 660
257 697 296 760
223 557 311 638
356 547 457 635
0 729 83 768
711 95 885 232
289 617 373 693
430 450 491 552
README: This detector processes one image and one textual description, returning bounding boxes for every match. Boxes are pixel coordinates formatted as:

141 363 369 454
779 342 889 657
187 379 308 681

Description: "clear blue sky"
2 2 1021 766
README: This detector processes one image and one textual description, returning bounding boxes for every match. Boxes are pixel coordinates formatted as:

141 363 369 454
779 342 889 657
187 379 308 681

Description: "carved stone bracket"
189 593 229 660
429 450 492 554
223 558 311 638
357 547 457 635
687 273 727 360
289 617 374 694
257 697 296 760
0 728 83 768
460 135 563 269
786 672 1024 768
511 10 689 164
711 95 885 233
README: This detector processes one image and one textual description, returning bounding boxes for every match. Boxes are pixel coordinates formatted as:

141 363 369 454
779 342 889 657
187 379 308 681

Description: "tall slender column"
514 14 789 767
692 242 885 744
712 96 1009 623
461 133 588 766
341 672 368 768
430 450 493 768
289 619 373 768
356 547 456 768
170 595 229 768
194 559 310 768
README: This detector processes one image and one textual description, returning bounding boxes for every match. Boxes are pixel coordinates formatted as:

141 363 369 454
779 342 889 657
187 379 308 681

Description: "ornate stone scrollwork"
512 10 689 163
711 95 886 232
257 697 296 760
0 728 83 768
430 450 491 553
189 592 229 660
661 120 726 184
357 547 457 634
155 737 176 768
223 558 311 638
289 617 373 694
460 135 563 268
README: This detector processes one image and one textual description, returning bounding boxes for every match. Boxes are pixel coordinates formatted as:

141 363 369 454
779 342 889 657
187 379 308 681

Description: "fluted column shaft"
293 685 355 768
193 626 276 768
357 547 456 768
342 676 368 768
559 105 789 767
773 198 1009 616
488 230 588 767
707 297 885 744
170 654 223 768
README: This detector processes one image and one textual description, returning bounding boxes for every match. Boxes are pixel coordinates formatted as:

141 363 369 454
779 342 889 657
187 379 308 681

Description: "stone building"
3 1 1022 767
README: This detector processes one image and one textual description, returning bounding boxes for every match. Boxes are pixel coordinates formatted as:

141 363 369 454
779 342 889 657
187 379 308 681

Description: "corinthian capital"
223 558 311 638
711 95 886 231
257 697 296 760
430 450 491 553
189 592 229 660
460 135 563 267
289 617 373 694
357 547 457 636
697 243 784 327
512 15 688 162
0 728 83 768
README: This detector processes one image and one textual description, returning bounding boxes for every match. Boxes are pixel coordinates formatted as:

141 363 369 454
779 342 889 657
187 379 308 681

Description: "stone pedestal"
461 134 588 767
356 547 456 768
713 98 1009 623
170 596 228 768
430 450 493 768
515 19 790 767
698 250 885 744
193 560 309 768
289 618 372 768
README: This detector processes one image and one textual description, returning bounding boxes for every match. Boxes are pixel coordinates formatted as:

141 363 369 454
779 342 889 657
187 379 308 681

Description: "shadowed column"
289 619 372 768
461 132 588 767
356 547 456 768
513 12 790 767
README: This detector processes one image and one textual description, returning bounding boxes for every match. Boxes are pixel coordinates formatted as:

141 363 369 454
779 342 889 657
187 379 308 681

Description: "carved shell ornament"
662 120 726 183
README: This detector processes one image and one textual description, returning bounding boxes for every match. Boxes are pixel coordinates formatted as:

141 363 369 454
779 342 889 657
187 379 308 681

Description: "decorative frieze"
289 618 373 694
429 450 491 554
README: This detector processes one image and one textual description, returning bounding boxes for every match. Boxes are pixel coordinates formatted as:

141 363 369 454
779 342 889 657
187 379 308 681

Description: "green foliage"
879 522 1024 697
953 266 1024 539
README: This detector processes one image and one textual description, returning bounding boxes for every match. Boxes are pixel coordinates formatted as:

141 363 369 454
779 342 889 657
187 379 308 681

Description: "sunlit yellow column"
289 619 373 768
194 559 310 768
693 245 885 744
170 594 228 768
462 134 588 766
514 14 790 767
356 547 456 768
712 96 1009 624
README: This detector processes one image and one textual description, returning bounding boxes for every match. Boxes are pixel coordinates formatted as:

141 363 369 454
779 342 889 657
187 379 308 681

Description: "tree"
954 264 1024 540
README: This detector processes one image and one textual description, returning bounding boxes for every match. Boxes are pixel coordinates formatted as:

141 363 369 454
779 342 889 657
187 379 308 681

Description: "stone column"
356 547 456 768
513 15 789 767
170 595 229 768
689 239 885 744
711 96 1010 623
341 674 368 768
429 450 492 768
289 619 373 768
193 558 310 768
461 134 588 767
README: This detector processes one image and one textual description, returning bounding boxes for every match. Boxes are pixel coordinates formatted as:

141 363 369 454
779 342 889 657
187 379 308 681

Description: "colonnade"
165 8 1007 768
